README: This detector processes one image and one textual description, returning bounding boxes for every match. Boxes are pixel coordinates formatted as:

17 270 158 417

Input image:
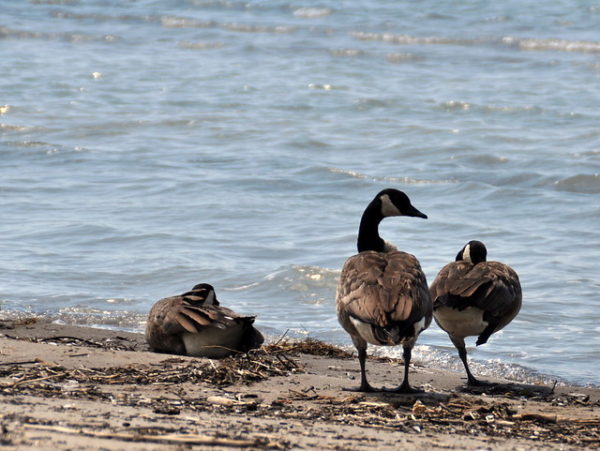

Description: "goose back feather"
337 250 431 346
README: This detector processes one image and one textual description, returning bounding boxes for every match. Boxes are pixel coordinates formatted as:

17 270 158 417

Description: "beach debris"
263 337 352 359
0 332 598 447
206 395 257 408
0 340 309 395
21 424 285 448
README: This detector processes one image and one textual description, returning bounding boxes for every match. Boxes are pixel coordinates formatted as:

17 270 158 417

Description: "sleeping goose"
430 240 522 385
336 189 432 393
146 283 264 358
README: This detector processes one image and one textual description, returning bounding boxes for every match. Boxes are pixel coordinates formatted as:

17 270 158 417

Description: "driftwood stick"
11 373 66 387
512 412 558 423
40 336 104 347
23 424 264 447
273 329 290 346
0 360 41 366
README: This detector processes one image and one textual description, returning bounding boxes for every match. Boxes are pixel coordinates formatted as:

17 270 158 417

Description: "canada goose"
146 283 264 358
430 240 522 385
336 189 432 393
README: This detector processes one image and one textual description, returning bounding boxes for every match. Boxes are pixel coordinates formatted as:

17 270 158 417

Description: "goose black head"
188 283 219 306
375 188 428 219
455 240 487 265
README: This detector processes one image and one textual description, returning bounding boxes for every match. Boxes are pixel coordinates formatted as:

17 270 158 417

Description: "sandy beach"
0 317 598 450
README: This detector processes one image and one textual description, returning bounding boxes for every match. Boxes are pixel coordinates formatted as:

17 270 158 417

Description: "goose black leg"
456 341 491 386
384 345 423 393
344 346 376 392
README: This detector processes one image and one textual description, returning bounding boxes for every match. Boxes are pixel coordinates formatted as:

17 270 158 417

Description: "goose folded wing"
432 263 520 317
474 263 522 316
339 251 426 326
430 262 478 301
155 298 240 334
179 304 243 331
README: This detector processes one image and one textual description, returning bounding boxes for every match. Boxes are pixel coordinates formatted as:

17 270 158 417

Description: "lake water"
1 0 599 386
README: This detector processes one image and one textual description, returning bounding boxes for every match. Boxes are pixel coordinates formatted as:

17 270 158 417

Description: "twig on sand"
23 424 281 448
0 360 41 366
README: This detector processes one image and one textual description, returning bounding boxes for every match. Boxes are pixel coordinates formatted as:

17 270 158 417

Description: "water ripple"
553 174 600 194
328 168 457 185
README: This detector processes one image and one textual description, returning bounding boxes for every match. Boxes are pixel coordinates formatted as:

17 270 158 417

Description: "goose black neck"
357 203 386 253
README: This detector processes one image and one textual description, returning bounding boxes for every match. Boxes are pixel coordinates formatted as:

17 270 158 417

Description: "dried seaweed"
263 338 352 359
0 333 598 447
248 392 600 446
0 343 302 398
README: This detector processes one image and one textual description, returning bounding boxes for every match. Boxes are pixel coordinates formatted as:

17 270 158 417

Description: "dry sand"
0 317 598 450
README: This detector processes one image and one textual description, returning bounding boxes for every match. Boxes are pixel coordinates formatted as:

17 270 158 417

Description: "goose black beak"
406 205 427 219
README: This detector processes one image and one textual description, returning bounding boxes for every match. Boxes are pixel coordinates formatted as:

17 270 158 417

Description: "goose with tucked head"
430 240 522 385
336 189 432 393
146 283 264 358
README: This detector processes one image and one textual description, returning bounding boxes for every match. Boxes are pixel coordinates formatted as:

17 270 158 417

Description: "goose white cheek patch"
205 290 216 305
462 244 472 263
380 194 401 217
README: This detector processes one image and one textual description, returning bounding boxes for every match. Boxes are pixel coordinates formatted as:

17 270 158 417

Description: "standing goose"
336 189 432 393
146 283 264 358
430 240 522 385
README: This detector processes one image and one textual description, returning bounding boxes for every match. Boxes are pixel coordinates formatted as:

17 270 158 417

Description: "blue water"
1 0 599 386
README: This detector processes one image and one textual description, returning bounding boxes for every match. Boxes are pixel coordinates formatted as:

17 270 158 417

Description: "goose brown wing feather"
149 296 244 336
147 296 192 336
338 250 429 327
430 262 475 299
179 306 213 327
181 304 244 330
175 312 198 333
430 261 521 318
475 262 522 316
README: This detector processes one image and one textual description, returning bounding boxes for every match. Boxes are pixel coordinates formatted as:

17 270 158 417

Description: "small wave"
3 140 90 157
187 0 281 11
55 307 147 332
572 150 600 157
30 0 78 4
161 16 216 28
386 53 422 63
502 36 600 53
178 41 224 50
350 31 600 55
225 23 296 34
351 31 479 46
0 308 146 333
467 154 509 165
373 345 566 386
553 174 600 194
224 282 260 291
0 25 118 43
293 8 333 18
0 123 39 133
264 265 339 286
258 265 339 306
51 10 159 23
440 100 544 115
328 167 457 185
329 49 365 57
308 83 345 91
441 100 472 111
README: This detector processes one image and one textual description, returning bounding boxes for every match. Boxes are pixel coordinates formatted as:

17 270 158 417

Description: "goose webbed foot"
467 375 492 387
